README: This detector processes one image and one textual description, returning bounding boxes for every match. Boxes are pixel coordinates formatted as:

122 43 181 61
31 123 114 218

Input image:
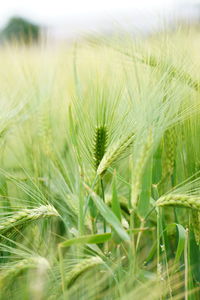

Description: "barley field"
0 27 200 299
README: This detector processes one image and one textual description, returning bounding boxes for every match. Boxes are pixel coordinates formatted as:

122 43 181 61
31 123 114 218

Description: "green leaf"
85 184 130 241
144 223 185 266
144 242 157 265
88 196 97 218
174 223 186 266
59 228 150 249
167 223 186 266
59 232 112 248
190 231 200 284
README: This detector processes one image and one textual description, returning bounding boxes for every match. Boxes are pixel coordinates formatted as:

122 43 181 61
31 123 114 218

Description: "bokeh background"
0 0 200 43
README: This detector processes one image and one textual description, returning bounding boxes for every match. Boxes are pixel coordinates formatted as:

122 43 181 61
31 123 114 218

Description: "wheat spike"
93 126 108 170
131 130 153 209
156 194 200 210
65 256 103 288
191 210 200 245
97 131 134 176
130 51 200 92
0 256 49 289
0 205 59 236
162 128 176 178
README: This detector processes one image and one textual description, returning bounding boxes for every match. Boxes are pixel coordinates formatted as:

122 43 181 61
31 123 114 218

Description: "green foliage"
0 16 40 44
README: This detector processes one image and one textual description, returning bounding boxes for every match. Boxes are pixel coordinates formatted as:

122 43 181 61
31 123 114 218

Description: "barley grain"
162 128 176 178
156 194 200 210
0 205 59 236
0 257 49 289
97 131 134 176
93 126 108 170
65 256 103 288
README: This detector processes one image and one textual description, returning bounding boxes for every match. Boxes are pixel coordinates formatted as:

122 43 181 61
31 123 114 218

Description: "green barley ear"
191 210 200 245
65 256 103 288
162 128 177 179
0 205 59 237
93 125 108 171
0 256 49 290
157 193 200 245
156 194 200 210
97 131 135 176
131 130 153 209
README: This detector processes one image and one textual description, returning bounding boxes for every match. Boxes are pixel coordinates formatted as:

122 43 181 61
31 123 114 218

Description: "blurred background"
0 0 200 43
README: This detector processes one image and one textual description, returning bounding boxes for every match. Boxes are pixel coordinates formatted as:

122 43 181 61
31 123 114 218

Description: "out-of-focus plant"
0 16 41 44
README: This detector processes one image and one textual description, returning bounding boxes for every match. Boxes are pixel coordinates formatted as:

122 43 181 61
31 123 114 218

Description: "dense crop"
0 28 200 299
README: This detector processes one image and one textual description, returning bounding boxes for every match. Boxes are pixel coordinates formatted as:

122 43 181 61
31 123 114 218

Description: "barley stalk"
38 109 52 156
156 194 200 210
97 131 134 176
65 256 103 288
0 205 59 236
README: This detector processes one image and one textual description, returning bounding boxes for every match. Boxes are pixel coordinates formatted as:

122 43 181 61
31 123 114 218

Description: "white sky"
0 0 178 25
0 0 198 37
